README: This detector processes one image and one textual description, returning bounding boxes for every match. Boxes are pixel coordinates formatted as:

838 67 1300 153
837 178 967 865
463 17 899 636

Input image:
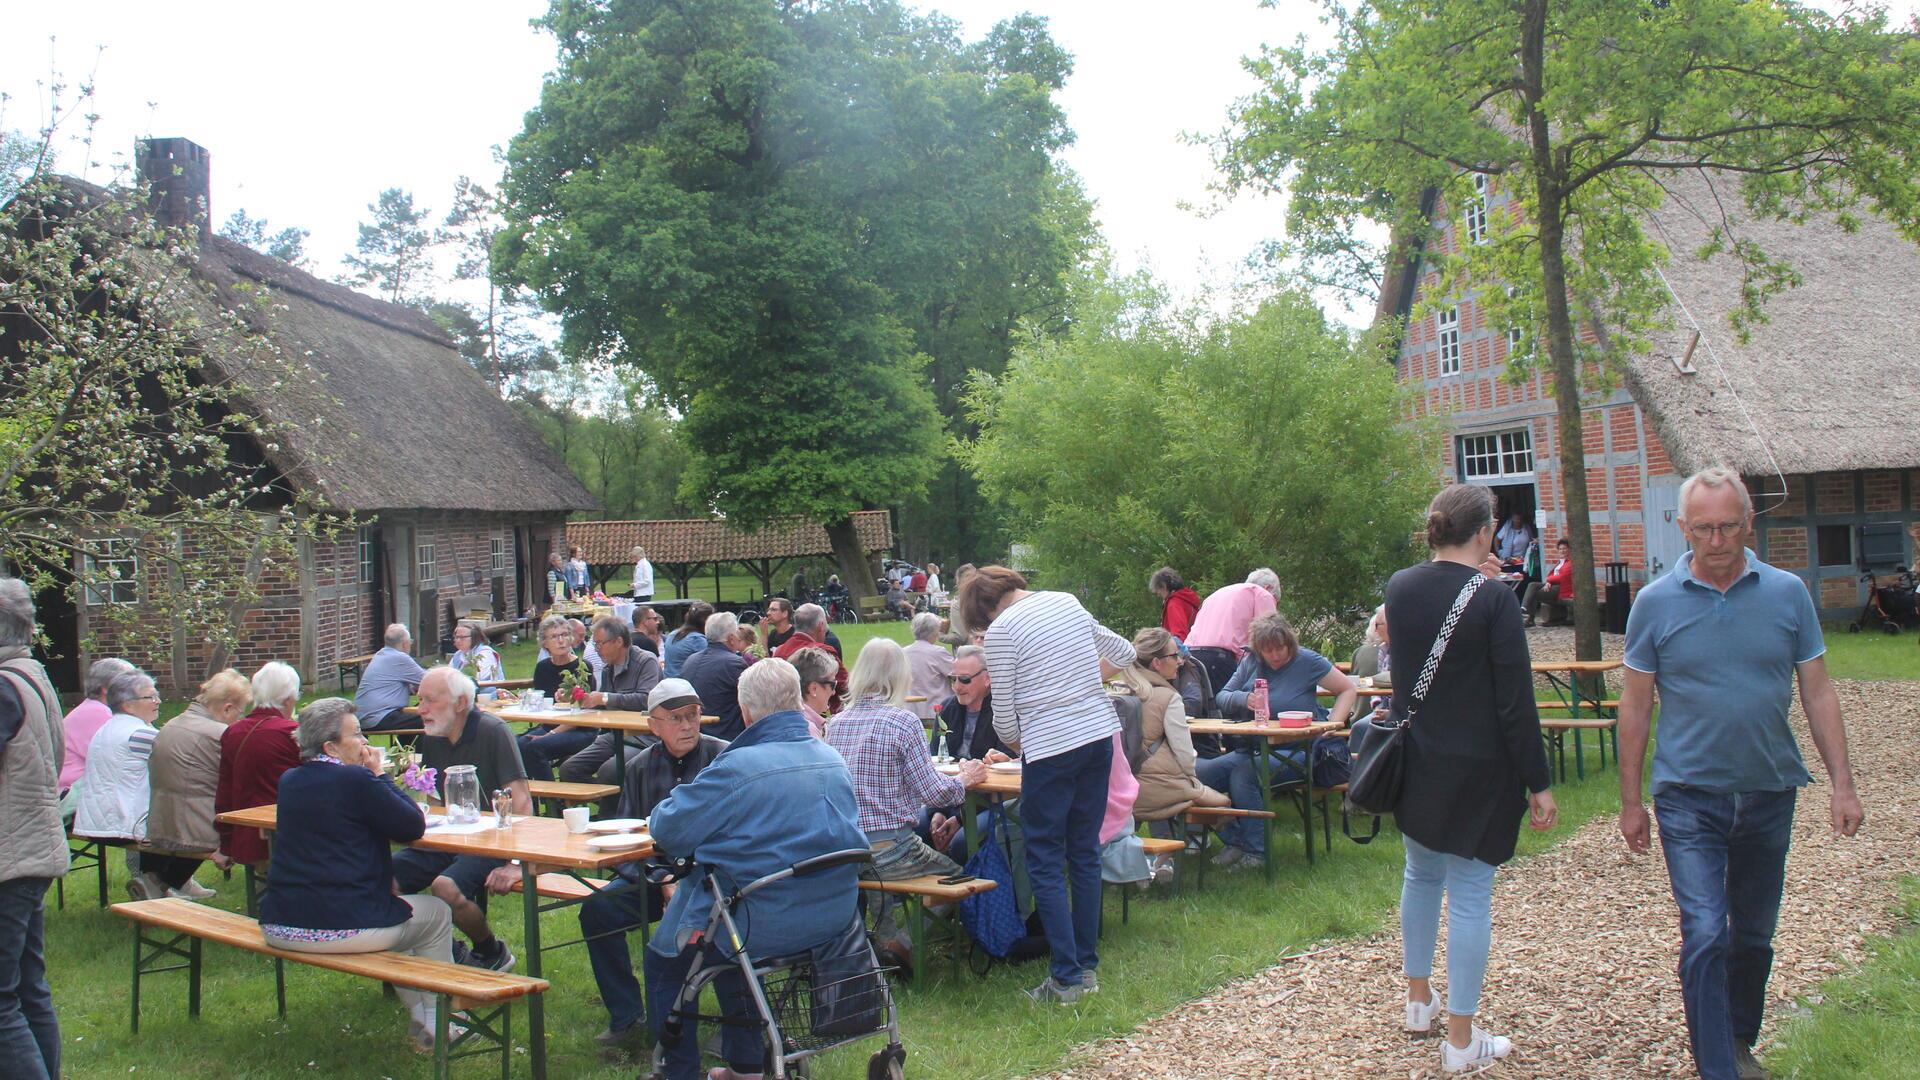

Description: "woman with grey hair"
58 656 136 800
214 662 303 870
260 698 459 1053
72 669 162 858
903 612 953 721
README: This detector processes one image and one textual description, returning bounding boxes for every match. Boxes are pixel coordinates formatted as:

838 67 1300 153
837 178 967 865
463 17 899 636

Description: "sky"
0 1 1325 313
5 2 1913 325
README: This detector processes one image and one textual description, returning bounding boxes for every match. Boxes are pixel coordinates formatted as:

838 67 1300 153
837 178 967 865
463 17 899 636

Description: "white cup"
563 806 591 834
370 746 388 772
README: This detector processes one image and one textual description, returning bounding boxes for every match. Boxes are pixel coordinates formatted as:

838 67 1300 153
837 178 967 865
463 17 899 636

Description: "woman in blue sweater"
260 698 455 1054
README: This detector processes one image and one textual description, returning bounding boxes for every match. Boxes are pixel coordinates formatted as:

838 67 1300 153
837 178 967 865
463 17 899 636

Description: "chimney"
134 137 212 242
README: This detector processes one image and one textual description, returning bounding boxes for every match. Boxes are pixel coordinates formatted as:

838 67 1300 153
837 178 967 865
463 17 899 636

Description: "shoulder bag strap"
1404 573 1487 725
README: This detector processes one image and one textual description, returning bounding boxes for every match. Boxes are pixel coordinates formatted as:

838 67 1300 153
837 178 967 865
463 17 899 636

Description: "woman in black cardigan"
1383 484 1556 1073
259 698 456 1055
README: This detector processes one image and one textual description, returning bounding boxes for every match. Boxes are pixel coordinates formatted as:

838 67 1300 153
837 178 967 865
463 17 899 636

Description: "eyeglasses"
1686 521 1747 540
135 693 162 703
1154 652 1181 662
946 672 981 686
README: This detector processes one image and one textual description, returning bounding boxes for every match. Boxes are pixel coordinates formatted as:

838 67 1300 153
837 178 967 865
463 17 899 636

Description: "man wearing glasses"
1618 466 1863 1080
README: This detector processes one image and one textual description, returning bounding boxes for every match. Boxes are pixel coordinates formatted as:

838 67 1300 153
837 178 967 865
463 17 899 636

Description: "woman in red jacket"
1523 539 1574 627
1149 567 1203 641
214 662 304 871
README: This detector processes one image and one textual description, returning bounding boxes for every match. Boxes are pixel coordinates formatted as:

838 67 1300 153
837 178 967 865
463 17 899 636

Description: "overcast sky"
4 1 1911 324
0 1 1323 313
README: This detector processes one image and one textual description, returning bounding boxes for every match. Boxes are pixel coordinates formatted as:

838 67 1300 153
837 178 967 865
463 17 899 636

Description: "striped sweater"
984 591 1135 762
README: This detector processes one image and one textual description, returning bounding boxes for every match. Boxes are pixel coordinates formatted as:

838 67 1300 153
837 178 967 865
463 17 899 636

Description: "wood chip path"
1035 673 1917 1079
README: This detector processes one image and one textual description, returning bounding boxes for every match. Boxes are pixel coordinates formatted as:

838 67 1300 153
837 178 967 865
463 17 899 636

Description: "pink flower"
401 763 438 795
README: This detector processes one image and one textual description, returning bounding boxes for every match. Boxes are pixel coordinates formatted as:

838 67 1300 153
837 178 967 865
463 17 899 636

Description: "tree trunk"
825 516 878 604
1522 0 1602 664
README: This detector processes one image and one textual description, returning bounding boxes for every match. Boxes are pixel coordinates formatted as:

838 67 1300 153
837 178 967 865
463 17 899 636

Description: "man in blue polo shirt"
1618 466 1863 1080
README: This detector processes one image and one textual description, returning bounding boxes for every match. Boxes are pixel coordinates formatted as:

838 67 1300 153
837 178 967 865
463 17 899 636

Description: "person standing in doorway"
1618 466 1863 1080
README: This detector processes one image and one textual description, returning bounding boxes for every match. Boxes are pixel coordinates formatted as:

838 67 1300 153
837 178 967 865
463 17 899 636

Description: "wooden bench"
1106 836 1192 918
336 652 377 691
113 898 547 1079
1179 806 1278 887
1537 699 1622 781
58 833 111 910
857 595 891 619
858 873 997 982
524 780 619 817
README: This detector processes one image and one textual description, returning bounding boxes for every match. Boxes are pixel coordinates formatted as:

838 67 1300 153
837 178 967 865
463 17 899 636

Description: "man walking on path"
1617 466 1863 1080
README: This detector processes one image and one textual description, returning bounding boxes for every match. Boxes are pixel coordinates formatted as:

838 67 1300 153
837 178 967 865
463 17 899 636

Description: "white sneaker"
1405 991 1438 1033
168 878 217 900
1442 1025 1513 1072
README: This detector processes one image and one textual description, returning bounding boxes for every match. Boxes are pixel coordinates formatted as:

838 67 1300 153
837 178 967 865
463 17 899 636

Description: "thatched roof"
1375 173 1920 477
175 237 594 513
568 512 892 565
1619 174 1920 476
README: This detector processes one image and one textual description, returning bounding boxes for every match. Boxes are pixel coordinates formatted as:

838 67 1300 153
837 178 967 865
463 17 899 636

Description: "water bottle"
1251 678 1270 726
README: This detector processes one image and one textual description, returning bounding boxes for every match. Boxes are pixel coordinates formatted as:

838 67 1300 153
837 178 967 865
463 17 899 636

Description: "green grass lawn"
1819 622 1919 681
1765 878 1920 1079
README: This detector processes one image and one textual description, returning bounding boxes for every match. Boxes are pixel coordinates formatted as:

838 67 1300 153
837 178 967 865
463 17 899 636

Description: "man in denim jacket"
644 657 867 1080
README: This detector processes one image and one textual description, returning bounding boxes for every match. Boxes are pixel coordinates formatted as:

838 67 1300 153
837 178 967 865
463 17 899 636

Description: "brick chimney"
134 137 211 242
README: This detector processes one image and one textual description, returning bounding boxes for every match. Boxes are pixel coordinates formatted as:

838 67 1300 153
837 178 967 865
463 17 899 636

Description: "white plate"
933 762 961 774
587 818 647 833
587 833 649 850
988 761 1023 773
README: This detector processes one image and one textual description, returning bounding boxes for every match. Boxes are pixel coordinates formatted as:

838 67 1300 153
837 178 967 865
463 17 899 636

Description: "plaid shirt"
825 696 965 834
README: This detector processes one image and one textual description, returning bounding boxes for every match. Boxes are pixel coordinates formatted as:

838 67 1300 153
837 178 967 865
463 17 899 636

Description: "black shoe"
466 938 516 972
450 939 472 966
593 1022 645 1049
1734 1046 1770 1080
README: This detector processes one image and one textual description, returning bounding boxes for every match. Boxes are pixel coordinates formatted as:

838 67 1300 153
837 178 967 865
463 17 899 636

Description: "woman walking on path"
1385 483 1556 1072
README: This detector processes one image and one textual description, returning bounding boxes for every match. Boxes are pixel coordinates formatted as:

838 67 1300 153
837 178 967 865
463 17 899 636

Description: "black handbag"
1344 573 1485 815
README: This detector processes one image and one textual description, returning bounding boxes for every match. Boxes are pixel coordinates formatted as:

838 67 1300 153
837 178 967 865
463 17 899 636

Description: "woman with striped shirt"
960 566 1135 1004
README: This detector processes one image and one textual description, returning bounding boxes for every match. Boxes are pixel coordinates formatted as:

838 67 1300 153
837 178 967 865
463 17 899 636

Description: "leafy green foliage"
340 186 434 305
217 207 310 268
961 269 1434 634
497 0 1090 577
1214 0 1920 658
0 165 342 654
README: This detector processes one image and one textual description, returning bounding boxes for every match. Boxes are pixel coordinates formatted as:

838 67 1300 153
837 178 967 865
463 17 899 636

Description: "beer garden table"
216 803 653 1080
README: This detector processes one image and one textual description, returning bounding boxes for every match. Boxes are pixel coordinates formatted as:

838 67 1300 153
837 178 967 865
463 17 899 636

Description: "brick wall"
1768 526 1809 569
1864 471 1902 513
1815 473 1857 515
1820 576 1857 611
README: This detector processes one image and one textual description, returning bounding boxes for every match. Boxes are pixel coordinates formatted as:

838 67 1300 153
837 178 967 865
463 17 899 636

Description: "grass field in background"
1818 623 1919 681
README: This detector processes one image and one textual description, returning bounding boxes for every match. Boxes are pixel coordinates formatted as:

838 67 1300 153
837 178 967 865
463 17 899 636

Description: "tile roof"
568 511 892 566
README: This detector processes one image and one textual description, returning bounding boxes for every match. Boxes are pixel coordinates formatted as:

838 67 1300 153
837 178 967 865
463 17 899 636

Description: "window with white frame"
358 527 375 584
1464 173 1490 244
83 538 139 605
1504 285 1524 351
1437 306 1462 376
417 543 436 587
491 536 506 574
1458 429 1534 481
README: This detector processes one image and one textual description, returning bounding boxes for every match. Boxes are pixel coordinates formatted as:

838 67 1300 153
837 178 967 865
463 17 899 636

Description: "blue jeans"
1192 740 1352 856
1020 736 1110 987
1400 835 1497 1016
517 727 598 782
579 881 664 1033
0 877 58 1080
1654 786 1796 1080
644 943 761 1080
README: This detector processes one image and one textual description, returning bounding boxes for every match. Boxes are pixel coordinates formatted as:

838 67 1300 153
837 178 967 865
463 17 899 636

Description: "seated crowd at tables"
23 567 1388 1071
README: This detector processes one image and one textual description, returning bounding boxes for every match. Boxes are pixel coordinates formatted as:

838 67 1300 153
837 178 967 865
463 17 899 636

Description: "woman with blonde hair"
135 669 252 900
1113 629 1229 883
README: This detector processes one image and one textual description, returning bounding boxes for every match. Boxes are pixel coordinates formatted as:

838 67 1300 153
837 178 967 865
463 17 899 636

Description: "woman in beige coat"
1115 628 1228 881
134 669 250 900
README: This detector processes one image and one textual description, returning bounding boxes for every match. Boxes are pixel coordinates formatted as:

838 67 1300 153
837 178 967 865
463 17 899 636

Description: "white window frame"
416 542 436 588
1459 428 1535 481
1464 173 1490 245
358 527 375 585
83 538 139 606
1437 306 1462 376
1504 285 1524 351
490 536 506 574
